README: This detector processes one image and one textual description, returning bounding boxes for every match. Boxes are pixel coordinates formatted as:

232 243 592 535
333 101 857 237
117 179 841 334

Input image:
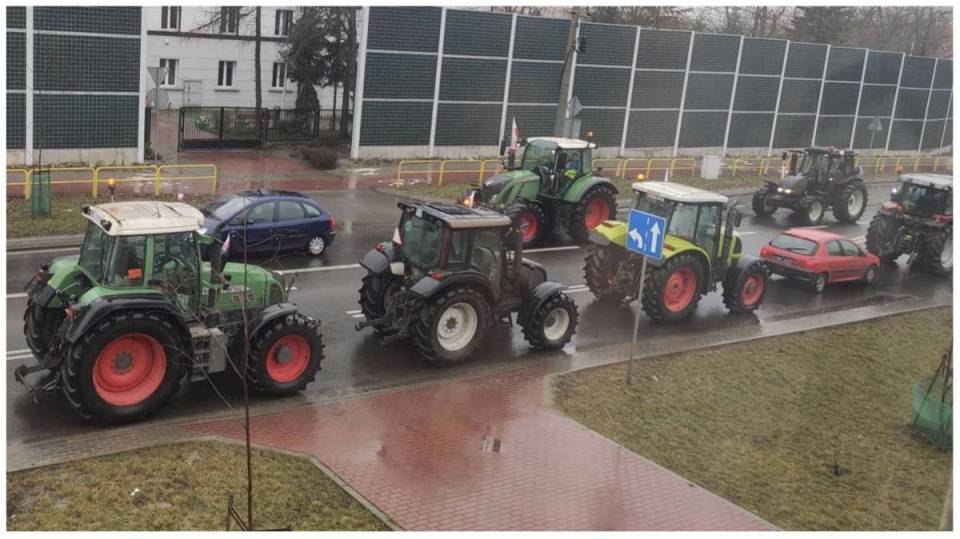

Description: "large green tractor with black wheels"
356 201 579 366
18 201 324 424
752 147 868 225
584 181 769 323
459 137 618 246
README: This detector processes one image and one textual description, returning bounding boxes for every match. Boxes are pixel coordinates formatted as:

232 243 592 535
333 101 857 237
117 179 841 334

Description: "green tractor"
459 137 619 246
18 201 324 424
356 201 579 366
584 182 769 322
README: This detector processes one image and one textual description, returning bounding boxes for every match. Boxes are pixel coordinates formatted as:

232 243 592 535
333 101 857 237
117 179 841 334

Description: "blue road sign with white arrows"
626 209 666 260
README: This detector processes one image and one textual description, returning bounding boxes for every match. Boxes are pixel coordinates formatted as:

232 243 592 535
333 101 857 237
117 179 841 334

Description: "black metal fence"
178 107 352 150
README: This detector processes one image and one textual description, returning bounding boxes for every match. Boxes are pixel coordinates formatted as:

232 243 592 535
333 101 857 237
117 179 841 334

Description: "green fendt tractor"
18 201 324 424
584 182 769 323
751 147 868 225
356 201 579 366
459 137 619 246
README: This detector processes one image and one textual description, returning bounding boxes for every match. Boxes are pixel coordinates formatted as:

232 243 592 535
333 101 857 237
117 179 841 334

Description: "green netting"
912 377 953 448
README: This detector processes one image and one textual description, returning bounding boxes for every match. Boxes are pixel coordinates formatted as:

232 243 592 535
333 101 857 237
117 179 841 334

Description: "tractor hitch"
14 362 59 403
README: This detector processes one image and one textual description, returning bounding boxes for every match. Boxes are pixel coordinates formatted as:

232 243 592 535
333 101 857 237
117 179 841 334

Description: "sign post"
867 117 884 151
625 209 666 385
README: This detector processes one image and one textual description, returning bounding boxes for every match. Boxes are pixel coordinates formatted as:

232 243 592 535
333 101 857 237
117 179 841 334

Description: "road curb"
7 234 84 252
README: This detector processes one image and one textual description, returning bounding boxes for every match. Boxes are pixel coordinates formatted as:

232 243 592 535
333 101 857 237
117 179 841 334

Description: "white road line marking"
738 231 758 236
276 263 361 275
565 287 593 294
345 309 362 314
7 349 32 355
351 314 365 319
7 293 28 300
525 245 581 253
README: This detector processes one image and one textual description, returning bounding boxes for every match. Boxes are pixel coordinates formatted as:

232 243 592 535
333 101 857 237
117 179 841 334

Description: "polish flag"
510 117 520 153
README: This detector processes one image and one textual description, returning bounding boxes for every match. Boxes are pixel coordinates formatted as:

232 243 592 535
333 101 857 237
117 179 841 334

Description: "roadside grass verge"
552 307 952 531
6 440 390 531
7 193 217 239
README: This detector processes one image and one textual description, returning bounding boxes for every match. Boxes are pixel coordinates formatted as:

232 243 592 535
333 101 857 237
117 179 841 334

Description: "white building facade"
144 6 336 109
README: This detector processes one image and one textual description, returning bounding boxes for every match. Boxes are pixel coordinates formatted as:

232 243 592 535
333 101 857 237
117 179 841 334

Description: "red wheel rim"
266 335 311 383
584 198 609 230
518 211 538 243
740 274 764 305
663 267 697 312
93 333 167 406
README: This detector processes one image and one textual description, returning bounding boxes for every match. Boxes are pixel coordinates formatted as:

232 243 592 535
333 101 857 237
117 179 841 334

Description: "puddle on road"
762 294 908 322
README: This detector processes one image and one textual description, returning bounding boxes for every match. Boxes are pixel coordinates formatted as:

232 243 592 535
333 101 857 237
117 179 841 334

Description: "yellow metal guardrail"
7 164 219 199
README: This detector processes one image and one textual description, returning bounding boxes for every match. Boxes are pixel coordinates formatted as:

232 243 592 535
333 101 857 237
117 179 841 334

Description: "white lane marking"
276 263 361 275
8 247 80 256
7 293 28 300
346 309 362 314
738 231 758 236
351 314 365 319
525 245 581 253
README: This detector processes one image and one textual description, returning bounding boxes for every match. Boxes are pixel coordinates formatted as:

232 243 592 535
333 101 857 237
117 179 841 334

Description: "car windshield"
399 212 444 269
771 233 819 255
520 140 556 172
200 195 250 220
78 221 114 281
900 183 949 215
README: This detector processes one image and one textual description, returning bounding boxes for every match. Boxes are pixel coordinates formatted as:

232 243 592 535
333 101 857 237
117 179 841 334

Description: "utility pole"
552 10 580 136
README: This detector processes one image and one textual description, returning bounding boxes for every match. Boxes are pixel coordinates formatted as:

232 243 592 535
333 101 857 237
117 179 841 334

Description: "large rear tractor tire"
865 213 901 263
24 299 65 359
521 292 579 350
751 185 778 217
413 287 491 367
248 312 324 396
60 311 186 424
358 272 402 330
507 203 547 247
832 180 868 224
722 263 769 314
642 253 705 323
583 243 627 302
568 185 618 243
915 226 953 277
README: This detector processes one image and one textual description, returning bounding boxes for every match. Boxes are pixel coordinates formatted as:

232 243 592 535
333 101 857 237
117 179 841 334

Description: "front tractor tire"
24 299 65 359
583 243 627 302
521 292 579 350
569 185 618 243
832 180 868 224
413 286 491 367
751 185 778 217
358 272 402 330
248 312 324 396
60 311 186 425
865 213 901 263
722 263 769 314
801 195 826 226
915 226 953 277
507 203 547 247
642 253 705 323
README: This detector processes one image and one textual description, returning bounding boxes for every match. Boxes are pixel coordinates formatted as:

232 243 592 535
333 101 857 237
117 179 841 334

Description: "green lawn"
553 307 952 531
6 441 390 531
7 193 217 239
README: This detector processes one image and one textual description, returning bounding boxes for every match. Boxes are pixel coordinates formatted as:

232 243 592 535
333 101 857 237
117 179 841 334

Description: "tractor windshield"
78 221 113 282
398 212 444 269
899 183 950 216
633 191 674 221
520 140 556 172
78 222 149 287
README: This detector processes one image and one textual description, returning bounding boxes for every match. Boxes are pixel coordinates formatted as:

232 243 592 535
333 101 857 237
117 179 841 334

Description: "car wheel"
863 265 878 285
812 272 828 293
307 235 327 256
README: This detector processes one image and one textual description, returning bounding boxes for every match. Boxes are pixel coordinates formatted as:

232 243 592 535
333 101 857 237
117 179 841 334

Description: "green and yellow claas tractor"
584 182 769 323
18 201 324 424
459 137 619 246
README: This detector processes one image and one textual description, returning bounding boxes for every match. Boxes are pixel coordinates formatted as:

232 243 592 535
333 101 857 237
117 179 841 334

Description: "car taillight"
933 214 951 223
760 246 771 258
375 243 384 252
330 215 336 231
429 271 444 281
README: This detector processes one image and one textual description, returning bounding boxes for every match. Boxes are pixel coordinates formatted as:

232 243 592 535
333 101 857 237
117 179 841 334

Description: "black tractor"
752 147 868 225
356 202 579 366
866 173 953 277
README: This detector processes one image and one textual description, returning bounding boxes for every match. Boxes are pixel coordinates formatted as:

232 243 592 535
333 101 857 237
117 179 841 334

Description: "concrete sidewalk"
190 365 775 531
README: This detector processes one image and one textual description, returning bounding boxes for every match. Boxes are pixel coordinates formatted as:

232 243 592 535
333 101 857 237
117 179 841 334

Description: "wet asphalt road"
5 183 952 445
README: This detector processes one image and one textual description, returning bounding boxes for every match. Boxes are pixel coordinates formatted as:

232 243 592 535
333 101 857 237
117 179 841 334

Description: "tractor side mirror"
499 138 507 157
217 234 232 274
735 211 743 228
789 153 799 174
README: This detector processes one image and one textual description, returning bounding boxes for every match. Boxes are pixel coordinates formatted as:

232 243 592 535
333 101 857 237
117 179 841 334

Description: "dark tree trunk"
339 8 356 140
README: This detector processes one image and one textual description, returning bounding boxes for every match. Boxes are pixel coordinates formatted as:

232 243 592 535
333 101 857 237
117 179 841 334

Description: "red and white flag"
510 117 520 153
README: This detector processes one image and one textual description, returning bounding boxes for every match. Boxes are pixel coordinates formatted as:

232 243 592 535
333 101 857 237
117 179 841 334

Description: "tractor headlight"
198 227 208 235
777 187 784 193
783 188 792 194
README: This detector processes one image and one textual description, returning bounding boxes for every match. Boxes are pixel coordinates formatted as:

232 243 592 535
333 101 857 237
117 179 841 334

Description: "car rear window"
770 233 818 255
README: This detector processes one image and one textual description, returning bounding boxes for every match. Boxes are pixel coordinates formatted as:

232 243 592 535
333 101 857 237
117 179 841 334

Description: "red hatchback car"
760 228 880 292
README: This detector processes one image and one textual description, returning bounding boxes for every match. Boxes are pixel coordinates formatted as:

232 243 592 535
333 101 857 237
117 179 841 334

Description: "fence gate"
178 107 261 150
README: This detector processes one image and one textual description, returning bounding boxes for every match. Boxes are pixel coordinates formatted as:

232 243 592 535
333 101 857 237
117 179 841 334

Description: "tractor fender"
518 281 565 327
27 283 58 307
587 231 611 246
589 220 628 247
359 243 400 274
563 176 619 204
409 273 496 304
65 295 191 345
729 253 767 274
837 176 865 188
250 302 302 338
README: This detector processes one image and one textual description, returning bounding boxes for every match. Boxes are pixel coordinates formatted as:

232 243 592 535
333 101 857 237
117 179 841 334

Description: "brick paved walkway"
191 365 775 531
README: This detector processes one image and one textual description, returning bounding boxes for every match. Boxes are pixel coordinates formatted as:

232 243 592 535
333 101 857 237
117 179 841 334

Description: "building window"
275 9 292 36
161 6 181 30
220 6 240 34
159 59 178 86
218 61 235 87
272 62 287 88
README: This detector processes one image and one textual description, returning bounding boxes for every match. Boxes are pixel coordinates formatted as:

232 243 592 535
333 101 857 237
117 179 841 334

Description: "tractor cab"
783 147 859 187
516 137 595 197
890 174 953 218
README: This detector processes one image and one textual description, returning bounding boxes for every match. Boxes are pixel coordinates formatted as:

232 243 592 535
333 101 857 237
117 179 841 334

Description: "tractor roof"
82 201 205 236
902 173 952 190
632 181 729 204
794 146 855 156
398 201 512 229
526 137 596 149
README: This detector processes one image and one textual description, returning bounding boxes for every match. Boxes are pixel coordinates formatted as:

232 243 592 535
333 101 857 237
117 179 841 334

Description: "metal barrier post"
439 161 447 187
23 170 31 200
645 159 653 180
154 166 161 197
93 168 99 197
211 165 219 194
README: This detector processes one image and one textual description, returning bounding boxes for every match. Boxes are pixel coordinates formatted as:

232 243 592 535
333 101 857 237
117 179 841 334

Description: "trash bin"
701 156 722 180
30 169 52 217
